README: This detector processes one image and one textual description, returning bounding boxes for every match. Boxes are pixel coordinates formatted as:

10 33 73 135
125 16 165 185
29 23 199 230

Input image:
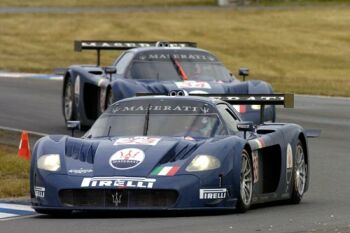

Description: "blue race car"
32 93 316 215
62 41 275 127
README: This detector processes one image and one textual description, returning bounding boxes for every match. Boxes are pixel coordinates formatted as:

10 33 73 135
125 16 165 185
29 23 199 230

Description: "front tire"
63 77 76 121
290 141 308 204
236 149 253 212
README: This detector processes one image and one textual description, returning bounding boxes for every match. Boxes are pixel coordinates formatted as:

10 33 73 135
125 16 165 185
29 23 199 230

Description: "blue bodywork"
62 47 275 127
33 96 310 213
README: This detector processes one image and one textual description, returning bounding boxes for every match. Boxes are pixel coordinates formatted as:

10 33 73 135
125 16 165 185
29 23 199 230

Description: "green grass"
0 0 215 7
256 0 350 6
0 144 30 198
0 0 348 7
0 6 349 96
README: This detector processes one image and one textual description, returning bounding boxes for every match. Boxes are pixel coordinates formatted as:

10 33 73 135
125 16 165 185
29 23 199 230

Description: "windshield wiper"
143 104 151 136
170 56 189 81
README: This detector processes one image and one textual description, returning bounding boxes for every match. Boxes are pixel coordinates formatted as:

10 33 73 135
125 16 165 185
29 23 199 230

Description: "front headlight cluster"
186 155 220 172
37 154 61 171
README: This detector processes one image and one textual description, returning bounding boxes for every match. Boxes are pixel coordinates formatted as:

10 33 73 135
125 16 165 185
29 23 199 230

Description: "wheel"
63 77 76 121
236 149 253 212
290 141 308 204
105 88 114 110
34 209 72 216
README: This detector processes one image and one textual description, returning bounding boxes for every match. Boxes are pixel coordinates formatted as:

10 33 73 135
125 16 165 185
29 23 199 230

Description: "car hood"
63 136 210 177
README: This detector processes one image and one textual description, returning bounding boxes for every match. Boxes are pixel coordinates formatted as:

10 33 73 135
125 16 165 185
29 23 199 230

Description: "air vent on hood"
65 138 99 163
158 140 201 164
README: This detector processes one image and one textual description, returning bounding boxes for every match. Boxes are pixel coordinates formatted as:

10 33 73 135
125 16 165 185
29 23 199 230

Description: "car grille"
59 189 178 208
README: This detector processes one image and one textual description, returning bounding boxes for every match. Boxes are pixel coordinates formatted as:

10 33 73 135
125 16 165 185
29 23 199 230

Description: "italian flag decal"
151 166 180 176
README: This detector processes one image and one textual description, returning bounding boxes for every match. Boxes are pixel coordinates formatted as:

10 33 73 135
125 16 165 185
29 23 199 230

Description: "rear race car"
62 40 275 127
33 93 318 215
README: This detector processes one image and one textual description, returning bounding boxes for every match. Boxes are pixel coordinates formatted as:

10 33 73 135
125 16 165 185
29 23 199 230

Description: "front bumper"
31 173 237 211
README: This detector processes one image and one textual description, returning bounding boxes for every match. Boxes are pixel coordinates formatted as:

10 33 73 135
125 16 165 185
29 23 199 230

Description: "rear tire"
290 141 308 204
63 77 76 121
105 88 114 110
236 149 253 213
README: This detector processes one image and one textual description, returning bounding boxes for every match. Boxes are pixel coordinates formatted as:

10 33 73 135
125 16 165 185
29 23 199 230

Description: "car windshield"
127 50 232 82
87 99 227 138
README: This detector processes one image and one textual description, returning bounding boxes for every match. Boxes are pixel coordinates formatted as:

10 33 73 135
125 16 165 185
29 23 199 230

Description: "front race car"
31 97 246 213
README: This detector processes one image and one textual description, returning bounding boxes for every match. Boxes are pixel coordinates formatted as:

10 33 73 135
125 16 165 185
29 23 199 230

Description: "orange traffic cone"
18 131 31 160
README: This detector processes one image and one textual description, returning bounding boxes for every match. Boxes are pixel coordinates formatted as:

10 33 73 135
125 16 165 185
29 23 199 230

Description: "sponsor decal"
74 75 80 95
81 42 192 49
199 188 227 199
151 166 180 176
68 168 93 174
112 104 212 114
175 81 211 89
109 148 145 170
34 186 45 198
252 151 259 183
213 95 285 101
114 137 161 146
286 143 293 169
137 53 216 61
81 176 156 188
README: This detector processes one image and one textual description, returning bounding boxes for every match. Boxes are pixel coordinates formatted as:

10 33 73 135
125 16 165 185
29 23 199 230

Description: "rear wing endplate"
74 40 197 66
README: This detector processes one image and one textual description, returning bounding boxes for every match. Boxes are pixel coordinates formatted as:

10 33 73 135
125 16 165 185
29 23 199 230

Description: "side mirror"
237 121 254 139
104 66 117 81
66 121 80 137
239 68 249 81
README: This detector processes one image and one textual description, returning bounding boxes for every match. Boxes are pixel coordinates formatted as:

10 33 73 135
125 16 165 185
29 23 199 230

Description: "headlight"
186 155 220 172
251 105 261 110
37 154 61 171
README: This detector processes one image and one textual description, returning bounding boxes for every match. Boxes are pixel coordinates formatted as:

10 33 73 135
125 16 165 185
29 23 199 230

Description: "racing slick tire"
105 88 115 110
290 140 308 204
236 149 253 213
63 76 76 122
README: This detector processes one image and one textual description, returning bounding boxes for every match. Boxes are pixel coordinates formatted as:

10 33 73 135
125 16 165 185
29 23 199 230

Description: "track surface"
0 76 349 233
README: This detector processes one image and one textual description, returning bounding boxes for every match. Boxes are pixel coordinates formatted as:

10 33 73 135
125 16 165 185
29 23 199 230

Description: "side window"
216 104 239 134
114 52 134 75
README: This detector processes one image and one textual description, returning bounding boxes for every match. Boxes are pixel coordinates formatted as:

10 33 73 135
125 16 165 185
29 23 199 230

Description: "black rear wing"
198 93 293 124
136 92 294 124
74 40 197 66
193 93 294 108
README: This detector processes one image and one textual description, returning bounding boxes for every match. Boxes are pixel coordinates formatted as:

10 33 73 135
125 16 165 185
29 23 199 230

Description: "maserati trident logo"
109 148 145 170
112 191 123 207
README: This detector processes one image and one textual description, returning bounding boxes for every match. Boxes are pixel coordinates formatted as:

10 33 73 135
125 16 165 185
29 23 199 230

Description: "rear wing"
74 40 197 66
136 92 294 124
192 93 294 108
198 93 294 124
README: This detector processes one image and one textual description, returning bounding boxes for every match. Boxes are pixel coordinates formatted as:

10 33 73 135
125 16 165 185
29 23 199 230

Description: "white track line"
0 213 18 218
0 203 34 212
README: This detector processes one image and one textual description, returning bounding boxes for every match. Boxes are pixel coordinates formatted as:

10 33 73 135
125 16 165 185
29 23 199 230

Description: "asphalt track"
0 76 350 233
